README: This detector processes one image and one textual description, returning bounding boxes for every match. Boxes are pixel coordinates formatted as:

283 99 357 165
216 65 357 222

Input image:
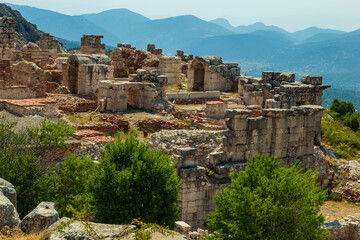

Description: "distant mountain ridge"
4 3 360 95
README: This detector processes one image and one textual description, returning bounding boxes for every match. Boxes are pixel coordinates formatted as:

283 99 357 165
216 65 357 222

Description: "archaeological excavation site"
1 10 359 240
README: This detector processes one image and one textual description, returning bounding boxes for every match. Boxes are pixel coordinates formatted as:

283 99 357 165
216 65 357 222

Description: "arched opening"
127 87 143 109
193 63 205 91
67 58 79 94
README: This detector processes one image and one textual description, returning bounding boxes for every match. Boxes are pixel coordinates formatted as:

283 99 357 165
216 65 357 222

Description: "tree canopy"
207 155 328 240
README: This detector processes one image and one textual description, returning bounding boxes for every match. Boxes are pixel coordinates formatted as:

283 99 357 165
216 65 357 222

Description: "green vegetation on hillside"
206 156 328 240
321 99 360 159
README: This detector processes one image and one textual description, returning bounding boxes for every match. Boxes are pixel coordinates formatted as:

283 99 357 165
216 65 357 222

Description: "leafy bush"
330 99 355 116
0 119 75 217
207 156 328 240
37 155 96 217
342 112 360 132
89 135 180 228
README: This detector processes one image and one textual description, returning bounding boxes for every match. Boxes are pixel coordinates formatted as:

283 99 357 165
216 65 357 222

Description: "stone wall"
0 16 15 60
36 33 67 56
147 44 163 55
20 42 55 67
98 69 170 112
80 35 105 55
167 91 221 101
187 56 240 92
176 50 193 62
150 105 326 229
239 71 331 109
62 54 113 96
111 44 159 78
0 61 52 99
158 56 182 85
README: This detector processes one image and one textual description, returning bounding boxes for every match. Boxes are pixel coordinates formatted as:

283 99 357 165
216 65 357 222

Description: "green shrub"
89 135 180 228
0 119 75 217
207 155 328 240
37 155 96 217
342 112 360 132
330 99 355 116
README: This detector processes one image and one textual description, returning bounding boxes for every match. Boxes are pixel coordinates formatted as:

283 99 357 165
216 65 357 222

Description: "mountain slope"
293 27 345 42
115 15 233 53
235 22 291 36
186 30 294 62
7 3 121 47
82 8 150 41
210 18 236 31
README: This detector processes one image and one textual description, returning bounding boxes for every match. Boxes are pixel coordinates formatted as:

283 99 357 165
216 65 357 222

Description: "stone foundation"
150 105 326 229
0 98 61 120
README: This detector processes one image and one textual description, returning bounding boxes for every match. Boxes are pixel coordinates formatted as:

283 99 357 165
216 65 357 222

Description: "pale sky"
2 0 360 32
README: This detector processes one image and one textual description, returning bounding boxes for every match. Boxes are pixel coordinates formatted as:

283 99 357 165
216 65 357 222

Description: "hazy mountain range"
4 3 360 109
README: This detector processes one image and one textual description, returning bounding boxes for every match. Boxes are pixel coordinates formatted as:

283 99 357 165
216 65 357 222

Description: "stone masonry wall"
150 105 325 229
62 54 113 96
238 71 331 109
98 69 169 112
158 56 182 85
81 35 105 55
36 33 67 56
187 56 240 92
0 16 15 60
111 44 159 78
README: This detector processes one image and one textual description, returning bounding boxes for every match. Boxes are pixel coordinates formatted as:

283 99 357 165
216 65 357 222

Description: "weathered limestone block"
204 101 227 118
20 202 60 233
175 221 191 236
0 178 16 208
0 191 20 230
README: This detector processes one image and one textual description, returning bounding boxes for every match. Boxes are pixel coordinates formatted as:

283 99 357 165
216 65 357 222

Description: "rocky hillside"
0 3 41 49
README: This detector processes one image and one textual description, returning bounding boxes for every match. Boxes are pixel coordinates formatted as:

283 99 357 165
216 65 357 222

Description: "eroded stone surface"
0 178 16 208
20 202 59 233
0 191 20 230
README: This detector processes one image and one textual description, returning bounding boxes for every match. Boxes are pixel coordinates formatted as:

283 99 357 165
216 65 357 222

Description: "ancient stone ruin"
62 54 113 96
0 16 15 60
187 56 240 91
80 35 106 55
0 16 335 234
98 69 170 112
36 33 67 56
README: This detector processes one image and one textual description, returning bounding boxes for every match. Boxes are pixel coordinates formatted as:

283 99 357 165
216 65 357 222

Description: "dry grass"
0 230 48 240
65 113 99 125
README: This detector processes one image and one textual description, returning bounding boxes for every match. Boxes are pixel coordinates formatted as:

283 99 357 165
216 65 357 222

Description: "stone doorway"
127 87 143 109
193 63 205 91
67 58 79 94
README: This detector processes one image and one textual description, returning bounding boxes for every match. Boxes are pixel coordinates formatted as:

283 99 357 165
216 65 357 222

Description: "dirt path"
321 201 360 222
